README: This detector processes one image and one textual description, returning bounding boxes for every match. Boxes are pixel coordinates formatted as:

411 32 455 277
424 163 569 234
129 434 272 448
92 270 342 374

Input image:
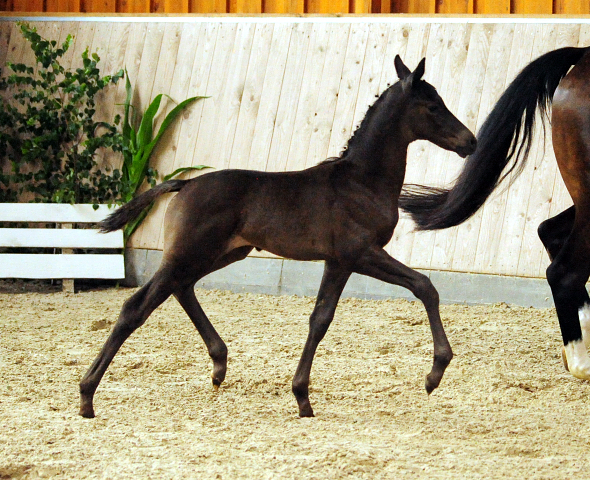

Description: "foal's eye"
427 104 440 113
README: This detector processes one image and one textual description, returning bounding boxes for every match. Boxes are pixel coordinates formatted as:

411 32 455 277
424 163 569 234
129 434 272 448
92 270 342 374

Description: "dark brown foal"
80 56 476 419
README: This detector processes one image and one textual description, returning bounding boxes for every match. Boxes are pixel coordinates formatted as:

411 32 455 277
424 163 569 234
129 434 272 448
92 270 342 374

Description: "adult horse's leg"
292 261 351 417
537 207 590 369
548 54 590 379
79 267 178 418
174 246 254 388
545 225 590 377
537 206 575 261
353 247 452 393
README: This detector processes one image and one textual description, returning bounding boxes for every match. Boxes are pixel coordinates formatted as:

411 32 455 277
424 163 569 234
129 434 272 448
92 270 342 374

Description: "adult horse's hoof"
563 340 590 380
561 345 569 372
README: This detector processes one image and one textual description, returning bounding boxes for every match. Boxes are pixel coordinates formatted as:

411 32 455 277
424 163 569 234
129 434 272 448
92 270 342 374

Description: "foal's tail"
399 46 590 231
99 179 190 232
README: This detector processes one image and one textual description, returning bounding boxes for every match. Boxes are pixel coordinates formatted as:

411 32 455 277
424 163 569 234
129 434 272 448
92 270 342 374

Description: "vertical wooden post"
164 0 189 11
554 0 589 13
61 223 75 294
350 0 371 13
307 0 349 13
475 0 509 13
512 0 552 13
13 0 44 11
117 0 151 12
229 0 262 12
436 0 472 13
46 0 80 12
85 0 116 12
190 0 227 12
265 0 304 12
406 0 435 13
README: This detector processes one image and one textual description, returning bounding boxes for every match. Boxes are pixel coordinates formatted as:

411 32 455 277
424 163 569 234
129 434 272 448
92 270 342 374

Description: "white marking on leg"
564 339 590 380
578 304 590 349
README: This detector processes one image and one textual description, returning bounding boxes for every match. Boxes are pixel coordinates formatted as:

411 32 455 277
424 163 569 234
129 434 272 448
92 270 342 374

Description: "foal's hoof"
425 370 444 395
211 374 224 390
79 400 95 419
425 377 437 395
297 400 315 418
299 406 315 418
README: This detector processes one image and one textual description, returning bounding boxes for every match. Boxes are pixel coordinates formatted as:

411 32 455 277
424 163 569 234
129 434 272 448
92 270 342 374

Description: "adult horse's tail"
99 179 189 232
399 46 590 231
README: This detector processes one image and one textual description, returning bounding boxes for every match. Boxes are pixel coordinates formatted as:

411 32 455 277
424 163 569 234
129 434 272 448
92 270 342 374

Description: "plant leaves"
163 165 212 181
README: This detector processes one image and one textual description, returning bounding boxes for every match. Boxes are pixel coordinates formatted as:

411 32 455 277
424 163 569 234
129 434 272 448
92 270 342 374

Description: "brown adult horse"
79 56 476 419
399 46 590 380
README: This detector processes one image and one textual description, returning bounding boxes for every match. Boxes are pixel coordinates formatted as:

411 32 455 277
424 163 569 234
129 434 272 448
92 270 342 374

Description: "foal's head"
391 55 477 158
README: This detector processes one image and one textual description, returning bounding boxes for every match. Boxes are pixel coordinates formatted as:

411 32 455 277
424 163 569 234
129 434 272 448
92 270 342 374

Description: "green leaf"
123 202 154 242
163 165 212 181
136 94 163 149
142 96 206 163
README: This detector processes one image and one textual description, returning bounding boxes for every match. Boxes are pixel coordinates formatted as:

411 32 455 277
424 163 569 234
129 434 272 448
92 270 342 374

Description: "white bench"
0 203 125 291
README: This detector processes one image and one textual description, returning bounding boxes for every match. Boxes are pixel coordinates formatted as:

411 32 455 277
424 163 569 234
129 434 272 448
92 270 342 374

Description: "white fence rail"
0 204 125 281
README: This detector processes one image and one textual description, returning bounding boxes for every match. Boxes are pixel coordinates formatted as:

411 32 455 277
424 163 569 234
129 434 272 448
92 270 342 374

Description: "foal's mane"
339 83 402 159
317 76 437 166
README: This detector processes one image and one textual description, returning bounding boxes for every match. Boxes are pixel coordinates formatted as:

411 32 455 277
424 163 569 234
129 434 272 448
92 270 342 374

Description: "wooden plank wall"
2 0 589 14
2 18 589 279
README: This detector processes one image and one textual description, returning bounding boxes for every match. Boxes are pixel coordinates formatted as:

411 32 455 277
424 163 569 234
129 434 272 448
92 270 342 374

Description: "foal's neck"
347 114 411 178
344 85 412 175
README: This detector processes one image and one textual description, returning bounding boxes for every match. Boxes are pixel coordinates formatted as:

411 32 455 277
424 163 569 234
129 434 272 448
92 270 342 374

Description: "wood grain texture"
4 19 586 280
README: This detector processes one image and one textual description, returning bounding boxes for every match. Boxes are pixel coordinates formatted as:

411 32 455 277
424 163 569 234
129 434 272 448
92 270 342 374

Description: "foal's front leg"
292 261 351 417
354 246 452 394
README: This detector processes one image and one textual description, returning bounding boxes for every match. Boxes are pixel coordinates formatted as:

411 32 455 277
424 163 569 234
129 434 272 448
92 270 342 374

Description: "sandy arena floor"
1 284 590 479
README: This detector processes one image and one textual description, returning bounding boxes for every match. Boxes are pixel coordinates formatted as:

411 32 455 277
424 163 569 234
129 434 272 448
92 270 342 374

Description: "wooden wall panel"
307 0 348 13
436 0 472 13
428 24 494 271
264 0 304 13
475 0 509 13
554 0 590 14
512 0 552 14
246 23 294 171
4 18 590 279
265 22 312 173
3 0 590 13
0 22 11 69
406 0 435 13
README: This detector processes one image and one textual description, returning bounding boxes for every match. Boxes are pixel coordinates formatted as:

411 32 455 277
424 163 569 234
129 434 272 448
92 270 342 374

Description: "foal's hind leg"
175 287 229 388
175 246 254 389
292 261 351 417
354 246 452 394
79 269 177 418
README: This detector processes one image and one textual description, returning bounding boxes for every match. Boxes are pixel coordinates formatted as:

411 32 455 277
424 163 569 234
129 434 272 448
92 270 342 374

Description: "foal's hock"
80 56 476 419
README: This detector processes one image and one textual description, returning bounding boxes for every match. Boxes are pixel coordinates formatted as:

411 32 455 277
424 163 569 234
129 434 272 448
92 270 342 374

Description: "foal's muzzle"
456 133 477 158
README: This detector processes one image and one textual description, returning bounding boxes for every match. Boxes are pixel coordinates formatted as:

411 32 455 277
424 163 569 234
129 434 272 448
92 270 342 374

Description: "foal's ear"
413 57 426 82
394 55 412 80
